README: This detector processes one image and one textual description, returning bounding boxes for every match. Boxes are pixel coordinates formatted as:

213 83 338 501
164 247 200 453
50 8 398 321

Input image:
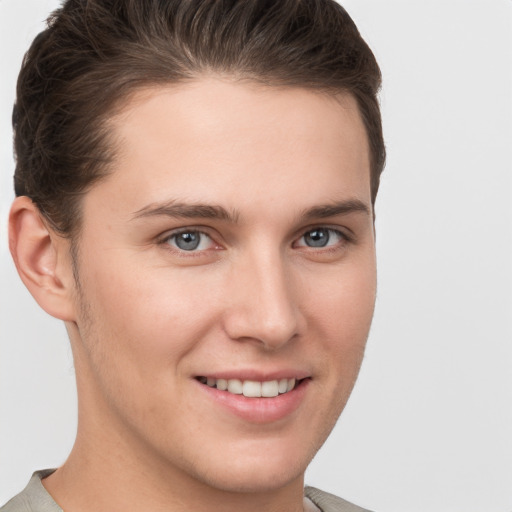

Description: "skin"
9 77 376 512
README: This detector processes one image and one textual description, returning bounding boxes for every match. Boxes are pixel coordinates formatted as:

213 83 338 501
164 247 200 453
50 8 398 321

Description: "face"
67 78 376 494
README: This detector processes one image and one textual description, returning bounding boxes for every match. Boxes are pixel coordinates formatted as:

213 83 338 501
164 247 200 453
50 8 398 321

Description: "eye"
164 230 216 252
295 227 347 249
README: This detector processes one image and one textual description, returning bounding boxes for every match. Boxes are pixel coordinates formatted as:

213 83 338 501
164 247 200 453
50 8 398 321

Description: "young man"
2 1 385 511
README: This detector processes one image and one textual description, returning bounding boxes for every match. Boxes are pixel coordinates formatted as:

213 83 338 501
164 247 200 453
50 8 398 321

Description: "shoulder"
0 470 62 512
305 486 374 512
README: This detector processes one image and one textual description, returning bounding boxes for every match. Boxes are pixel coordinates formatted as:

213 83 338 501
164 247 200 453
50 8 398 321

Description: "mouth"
195 374 311 423
195 376 304 398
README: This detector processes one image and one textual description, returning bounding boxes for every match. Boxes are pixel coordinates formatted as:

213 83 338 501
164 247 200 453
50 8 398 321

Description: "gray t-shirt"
1 469 373 512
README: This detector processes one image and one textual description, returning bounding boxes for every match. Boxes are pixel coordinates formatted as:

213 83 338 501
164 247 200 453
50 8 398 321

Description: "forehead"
88 78 371 220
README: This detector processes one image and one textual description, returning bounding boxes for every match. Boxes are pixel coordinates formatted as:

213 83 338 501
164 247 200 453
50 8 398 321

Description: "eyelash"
158 226 352 255
159 228 220 255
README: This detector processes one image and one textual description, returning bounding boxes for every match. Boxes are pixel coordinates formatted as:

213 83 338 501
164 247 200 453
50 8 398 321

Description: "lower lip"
196 379 310 424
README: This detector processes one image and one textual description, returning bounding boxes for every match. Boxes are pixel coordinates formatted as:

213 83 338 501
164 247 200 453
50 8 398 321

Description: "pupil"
305 229 329 247
176 232 200 250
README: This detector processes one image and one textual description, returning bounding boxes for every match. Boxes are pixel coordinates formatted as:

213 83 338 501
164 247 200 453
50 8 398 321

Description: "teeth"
227 379 243 394
200 377 299 397
261 380 279 397
217 378 228 391
242 380 261 397
278 378 288 394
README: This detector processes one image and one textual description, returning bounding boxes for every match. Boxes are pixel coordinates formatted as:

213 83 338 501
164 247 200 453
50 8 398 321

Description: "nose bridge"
223 243 300 349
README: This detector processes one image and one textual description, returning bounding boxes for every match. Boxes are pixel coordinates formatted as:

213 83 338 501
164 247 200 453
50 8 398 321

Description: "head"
9 0 385 503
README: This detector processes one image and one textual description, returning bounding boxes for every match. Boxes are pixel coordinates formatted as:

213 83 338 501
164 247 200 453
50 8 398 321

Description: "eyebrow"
131 201 240 223
301 199 371 220
131 198 370 223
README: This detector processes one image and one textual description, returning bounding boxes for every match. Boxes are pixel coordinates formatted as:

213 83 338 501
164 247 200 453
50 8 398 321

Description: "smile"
195 374 311 423
197 377 299 398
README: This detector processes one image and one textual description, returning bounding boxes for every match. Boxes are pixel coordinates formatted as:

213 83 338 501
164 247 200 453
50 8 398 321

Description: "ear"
9 196 77 322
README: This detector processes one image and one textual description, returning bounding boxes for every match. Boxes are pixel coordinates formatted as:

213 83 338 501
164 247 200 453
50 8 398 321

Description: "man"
2 0 385 511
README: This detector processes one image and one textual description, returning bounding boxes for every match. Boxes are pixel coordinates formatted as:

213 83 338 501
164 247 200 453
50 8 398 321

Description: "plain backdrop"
1 1 511 511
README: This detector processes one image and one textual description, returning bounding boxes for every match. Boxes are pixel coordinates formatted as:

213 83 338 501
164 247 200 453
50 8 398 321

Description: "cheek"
306 259 376 386
299 268 375 454
77 254 221 372
309 259 376 338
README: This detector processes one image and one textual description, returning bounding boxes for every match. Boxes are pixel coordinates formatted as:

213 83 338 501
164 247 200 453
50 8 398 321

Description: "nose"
222 249 301 350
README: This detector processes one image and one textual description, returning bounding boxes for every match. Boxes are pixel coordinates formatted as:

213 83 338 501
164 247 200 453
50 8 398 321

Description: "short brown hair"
13 0 385 237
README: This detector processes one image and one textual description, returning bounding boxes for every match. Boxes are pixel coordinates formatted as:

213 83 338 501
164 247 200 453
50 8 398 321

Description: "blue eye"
297 228 345 248
167 231 213 251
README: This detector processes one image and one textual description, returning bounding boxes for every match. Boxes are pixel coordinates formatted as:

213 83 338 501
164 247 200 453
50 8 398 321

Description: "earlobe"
9 196 76 322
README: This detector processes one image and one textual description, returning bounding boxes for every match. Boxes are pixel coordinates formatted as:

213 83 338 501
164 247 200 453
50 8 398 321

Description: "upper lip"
195 369 311 381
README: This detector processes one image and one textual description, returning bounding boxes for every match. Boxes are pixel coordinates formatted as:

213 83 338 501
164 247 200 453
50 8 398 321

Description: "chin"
202 459 305 494
184 436 314 494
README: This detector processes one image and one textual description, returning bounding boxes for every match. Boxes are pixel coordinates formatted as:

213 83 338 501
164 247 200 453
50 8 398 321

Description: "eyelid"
156 224 353 254
295 224 352 241
158 226 223 253
293 225 353 250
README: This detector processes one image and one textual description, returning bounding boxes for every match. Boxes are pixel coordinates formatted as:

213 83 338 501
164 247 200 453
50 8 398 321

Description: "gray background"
1 1 511 511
